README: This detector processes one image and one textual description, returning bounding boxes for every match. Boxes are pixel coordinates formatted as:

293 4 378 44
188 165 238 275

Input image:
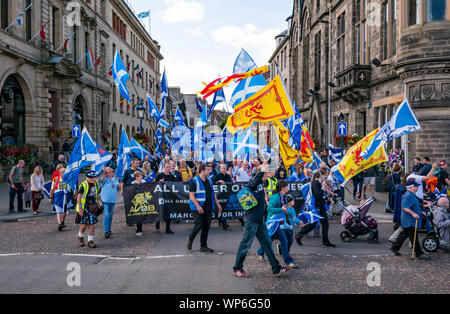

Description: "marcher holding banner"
187 164 223 252
233 165 290 278
156 163 177 234
76 171 103 249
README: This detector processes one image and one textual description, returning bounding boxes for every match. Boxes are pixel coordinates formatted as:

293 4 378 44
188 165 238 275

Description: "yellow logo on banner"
226 76 294 134
129 192 157 216
337 129 387 183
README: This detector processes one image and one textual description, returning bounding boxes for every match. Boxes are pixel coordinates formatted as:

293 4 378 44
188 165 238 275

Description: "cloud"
211 24 281 65
162 0 204 23
183 27 204 37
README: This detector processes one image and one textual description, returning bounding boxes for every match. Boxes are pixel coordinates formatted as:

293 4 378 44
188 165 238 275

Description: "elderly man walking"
9 160 25 213
390 179 431 260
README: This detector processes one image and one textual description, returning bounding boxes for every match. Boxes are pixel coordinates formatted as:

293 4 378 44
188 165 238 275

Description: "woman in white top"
30 166 45 215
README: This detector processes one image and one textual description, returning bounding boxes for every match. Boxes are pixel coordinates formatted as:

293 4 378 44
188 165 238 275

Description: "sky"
126 0 293 110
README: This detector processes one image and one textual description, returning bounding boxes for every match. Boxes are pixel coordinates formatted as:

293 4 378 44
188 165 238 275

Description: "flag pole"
55 32 75 54
4 3 33 32
27 20 49 43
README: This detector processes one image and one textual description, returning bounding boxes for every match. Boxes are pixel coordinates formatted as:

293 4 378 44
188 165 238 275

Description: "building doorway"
1 75 26 146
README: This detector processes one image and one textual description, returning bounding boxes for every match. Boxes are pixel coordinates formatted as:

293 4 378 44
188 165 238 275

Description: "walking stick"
411 218 418 260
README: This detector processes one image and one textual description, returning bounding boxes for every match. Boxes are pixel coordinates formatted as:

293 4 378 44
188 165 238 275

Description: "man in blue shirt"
391 179 431 260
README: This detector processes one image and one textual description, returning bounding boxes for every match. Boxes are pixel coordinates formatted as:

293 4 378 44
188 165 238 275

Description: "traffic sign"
72 125 81 138
338 122 347 136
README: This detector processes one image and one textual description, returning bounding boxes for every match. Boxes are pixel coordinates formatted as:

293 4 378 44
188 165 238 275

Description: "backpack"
426 176 438 192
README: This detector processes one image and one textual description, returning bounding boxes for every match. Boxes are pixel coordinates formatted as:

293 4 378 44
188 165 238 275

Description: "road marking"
146 254 190 259
0 253 34 257
62 253 109 258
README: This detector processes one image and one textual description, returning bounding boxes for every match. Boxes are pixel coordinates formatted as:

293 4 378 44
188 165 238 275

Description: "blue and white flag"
129 138 151 160
160 69 168 119
112 51 131 102
284 104 303 150
361 98 421 160
266 212 286 237
158 118 170 129
42 181 53 199
172 126 191 159
229 49 267 109
287 168 301 181
91 143 113 174
230 128 258 161
193 106 209 161
328 144 344 163
208 87 227 118
137 11 150 18
298 210 323 225
300 182 314 209
63 128 100 191
116 128 131 180
175 106 186 127
195 96 205 113
147 94 160 119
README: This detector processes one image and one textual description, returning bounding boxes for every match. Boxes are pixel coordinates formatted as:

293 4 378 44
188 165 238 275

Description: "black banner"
123 181 306 225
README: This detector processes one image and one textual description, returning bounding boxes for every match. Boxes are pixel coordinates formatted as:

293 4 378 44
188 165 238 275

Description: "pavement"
1 184 448 294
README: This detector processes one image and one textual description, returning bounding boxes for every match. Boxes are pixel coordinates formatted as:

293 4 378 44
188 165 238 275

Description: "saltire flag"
42 181 53 199
298 210 323 225
273 120 299 168
229 49 267 109
112 51 131 102
63 128 100 191
193 105 208 161
195 96 205 113
175 106 186 127
91 143 113 174
208 87 227 119
144 171 156 183
287 168 301 182
300 182 314 209
158 118 170 129
147 94 160 119
230 128 258 162
137 11 150 18
332 128 387 185
86 48 95 67
53 189 72 213
328 144 344 163
266 212 286 237
226 76 294 134
361 98 421 160
171 126 192 159
160 69 169 119
284 104 303 151
199 65 269 99
155 128 163 155
116 128 131 180
129 138 151 160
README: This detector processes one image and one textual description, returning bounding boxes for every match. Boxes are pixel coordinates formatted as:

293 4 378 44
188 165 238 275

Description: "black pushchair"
338 198 379 243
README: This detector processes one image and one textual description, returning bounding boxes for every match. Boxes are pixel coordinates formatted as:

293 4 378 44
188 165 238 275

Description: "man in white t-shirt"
235 161 251 182
407 162 437 200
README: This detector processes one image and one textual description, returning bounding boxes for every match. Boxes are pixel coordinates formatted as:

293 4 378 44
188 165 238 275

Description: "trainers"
105 232 111 239
136 232 143 237
233 269 249 278
257 254 265 262
78 237 85 247
88 241 97 248
200 247 214 253
286 263 298 269
273 267 290 277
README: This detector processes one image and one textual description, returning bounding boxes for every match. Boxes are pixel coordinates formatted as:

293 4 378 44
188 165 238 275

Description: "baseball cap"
440 160 447 166
405 179 420 188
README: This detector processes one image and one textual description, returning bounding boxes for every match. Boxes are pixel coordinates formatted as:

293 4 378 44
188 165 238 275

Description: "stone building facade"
286 0 449 167
0 0 163 164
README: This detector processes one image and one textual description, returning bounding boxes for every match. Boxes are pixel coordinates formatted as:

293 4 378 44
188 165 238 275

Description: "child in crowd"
24 181 32 209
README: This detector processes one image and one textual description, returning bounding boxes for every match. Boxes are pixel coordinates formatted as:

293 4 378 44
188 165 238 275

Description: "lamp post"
338 112 345 154
136 98 146 134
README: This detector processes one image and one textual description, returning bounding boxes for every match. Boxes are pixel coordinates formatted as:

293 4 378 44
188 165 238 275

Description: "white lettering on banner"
154 185 162 193
183 185 190 193
231 185 240 193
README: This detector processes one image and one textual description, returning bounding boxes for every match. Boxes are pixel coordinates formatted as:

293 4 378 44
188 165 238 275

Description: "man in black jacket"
232 165 290 278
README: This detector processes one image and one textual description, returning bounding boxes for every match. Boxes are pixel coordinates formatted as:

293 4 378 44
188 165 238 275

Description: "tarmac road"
0 201 448 294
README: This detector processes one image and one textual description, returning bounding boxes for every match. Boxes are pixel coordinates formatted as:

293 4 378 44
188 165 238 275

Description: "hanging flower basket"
0 144 39 166
134 133 151 145
379 148 406 176
47 127 64 139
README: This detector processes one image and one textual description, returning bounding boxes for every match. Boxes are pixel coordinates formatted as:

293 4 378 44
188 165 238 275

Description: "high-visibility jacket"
189 176 216 211
266 177 278 196
76 180 99 213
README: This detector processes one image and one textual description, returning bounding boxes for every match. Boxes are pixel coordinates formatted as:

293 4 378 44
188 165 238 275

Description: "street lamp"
136 99 146 134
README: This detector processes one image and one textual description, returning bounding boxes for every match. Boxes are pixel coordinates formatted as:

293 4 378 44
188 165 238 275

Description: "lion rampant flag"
226 76 294 134
332 129 387 185
273 120 300 168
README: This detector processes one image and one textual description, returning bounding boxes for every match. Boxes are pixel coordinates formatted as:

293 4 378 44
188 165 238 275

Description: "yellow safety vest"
76 180 99 213
266 177 278 196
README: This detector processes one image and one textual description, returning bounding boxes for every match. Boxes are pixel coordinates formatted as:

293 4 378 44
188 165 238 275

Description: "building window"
355 1 367 64
52 6 60 51
427 0 446 21
336 12 345 72
314 31 321 89
382 0 398 60
408 0 421 26
26 0 32 41
85 32 90 70
1 0 8 29
302 34 310 104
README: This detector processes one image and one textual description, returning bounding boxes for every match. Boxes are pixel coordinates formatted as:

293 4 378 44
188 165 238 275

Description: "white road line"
146 254 191 259
62 253 108 258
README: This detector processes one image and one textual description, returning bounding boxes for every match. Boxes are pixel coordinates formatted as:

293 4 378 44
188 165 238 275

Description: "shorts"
363 177 376 186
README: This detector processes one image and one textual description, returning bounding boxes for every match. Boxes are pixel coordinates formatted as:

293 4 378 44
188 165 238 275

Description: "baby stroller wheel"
422 235 439 252
340 231 352 242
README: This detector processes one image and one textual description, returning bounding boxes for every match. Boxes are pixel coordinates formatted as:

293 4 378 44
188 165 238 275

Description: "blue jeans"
103 203 115 233
9 183 24 212
257 228 294 265
233 221 281 274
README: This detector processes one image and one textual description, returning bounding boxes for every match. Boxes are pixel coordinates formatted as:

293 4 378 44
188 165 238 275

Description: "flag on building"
226 76 294 134
62 38 70 54
93 57 101 68
361 98 421 160
86 48 95 67
39 21 50 40
137 11 151 18
332 129 388 185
